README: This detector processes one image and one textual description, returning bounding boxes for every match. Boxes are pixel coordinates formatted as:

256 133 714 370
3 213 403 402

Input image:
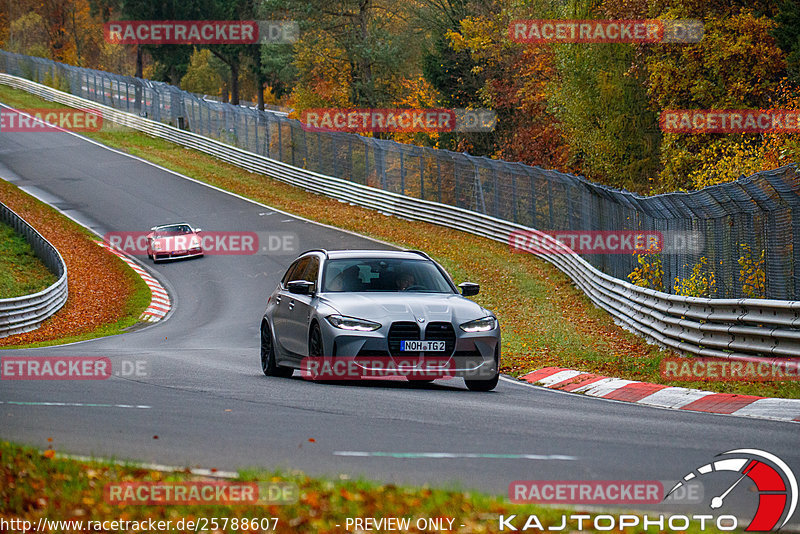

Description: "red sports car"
146 223 204 263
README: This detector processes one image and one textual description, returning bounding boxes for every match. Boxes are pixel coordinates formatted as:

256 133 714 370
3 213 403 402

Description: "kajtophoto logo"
499 449 796 531
666 449 797 532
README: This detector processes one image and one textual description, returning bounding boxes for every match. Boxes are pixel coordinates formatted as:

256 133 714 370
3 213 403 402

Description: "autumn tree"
444 1 569 164
261 0 410 108
647 9 789 191
117 0 210 84
5 13 52 58
181 48 225 95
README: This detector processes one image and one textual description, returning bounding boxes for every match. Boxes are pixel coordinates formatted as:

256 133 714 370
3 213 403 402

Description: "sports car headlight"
459 316 497 332
153 241 162 250
326 315 382 331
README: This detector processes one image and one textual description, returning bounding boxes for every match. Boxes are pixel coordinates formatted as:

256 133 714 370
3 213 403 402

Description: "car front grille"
388 321 420 357
425 322 456 356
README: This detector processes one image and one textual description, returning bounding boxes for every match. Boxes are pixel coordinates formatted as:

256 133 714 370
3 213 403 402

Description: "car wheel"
308 322 324 357
261 321 293 378
464 346 500 392
464 373 498 392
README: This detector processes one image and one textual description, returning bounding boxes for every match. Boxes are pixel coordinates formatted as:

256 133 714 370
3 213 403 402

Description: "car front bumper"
318 320 500 380
153 248 204 261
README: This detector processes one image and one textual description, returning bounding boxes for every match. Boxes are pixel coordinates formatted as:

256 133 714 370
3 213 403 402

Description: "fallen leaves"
0 181 140 346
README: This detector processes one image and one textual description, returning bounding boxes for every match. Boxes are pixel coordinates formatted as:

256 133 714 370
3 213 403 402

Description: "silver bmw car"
260 249 501 391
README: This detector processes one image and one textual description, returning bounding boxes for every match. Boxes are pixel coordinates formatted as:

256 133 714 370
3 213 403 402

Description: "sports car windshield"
154 224 192 236
322 258 454 293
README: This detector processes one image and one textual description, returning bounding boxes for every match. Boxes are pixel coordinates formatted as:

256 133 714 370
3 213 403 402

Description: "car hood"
317 292 492 325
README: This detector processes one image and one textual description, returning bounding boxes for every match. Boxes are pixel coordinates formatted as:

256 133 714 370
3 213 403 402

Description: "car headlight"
326 315 382 331
153 241 162 250
459 316 497 332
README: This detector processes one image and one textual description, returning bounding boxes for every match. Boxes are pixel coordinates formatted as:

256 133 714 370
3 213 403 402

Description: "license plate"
401 340 446 352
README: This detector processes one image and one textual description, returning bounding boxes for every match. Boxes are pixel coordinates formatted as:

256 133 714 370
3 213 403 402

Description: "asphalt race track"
1 120 798 523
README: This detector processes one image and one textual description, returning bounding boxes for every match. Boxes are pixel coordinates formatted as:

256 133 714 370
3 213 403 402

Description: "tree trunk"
253 49 265 111
230 62 240 105
136 47 143 79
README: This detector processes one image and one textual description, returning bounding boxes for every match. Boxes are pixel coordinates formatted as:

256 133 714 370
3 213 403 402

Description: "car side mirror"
459 282 479 296
287 280 315 295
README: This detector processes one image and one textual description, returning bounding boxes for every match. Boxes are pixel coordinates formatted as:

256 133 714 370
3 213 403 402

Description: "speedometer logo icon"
666 449 797 531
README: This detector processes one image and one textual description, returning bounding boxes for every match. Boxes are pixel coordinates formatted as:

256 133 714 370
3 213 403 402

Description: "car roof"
153 222 193 230
305 249 432 261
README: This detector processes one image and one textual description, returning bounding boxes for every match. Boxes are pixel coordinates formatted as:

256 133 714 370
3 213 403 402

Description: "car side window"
281 257 310 287
301 257 320 285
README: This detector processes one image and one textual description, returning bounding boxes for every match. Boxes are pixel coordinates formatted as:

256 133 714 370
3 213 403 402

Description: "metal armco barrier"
0 73 798 359
0 201 68 338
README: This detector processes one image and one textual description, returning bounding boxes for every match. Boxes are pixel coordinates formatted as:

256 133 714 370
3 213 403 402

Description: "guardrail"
0 201 68 338
2 72 798 359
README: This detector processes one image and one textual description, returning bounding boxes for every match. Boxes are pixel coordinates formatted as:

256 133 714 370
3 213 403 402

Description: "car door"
284 255 320 356
272 257 309 356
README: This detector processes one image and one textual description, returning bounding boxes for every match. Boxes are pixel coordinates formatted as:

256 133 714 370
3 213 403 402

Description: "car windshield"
322 258 454 293
154 224 192 236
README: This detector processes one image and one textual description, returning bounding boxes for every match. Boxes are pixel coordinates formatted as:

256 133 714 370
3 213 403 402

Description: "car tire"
308 322 324 357
261 321 293 378
464 374 498 392
464 346 500 392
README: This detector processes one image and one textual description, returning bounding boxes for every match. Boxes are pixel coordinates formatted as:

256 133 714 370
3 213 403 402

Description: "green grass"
0 220 57 298
1 440 718 534
0 83 797 399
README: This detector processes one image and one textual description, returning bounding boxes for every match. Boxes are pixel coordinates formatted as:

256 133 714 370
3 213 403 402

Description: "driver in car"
395 269 416 291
